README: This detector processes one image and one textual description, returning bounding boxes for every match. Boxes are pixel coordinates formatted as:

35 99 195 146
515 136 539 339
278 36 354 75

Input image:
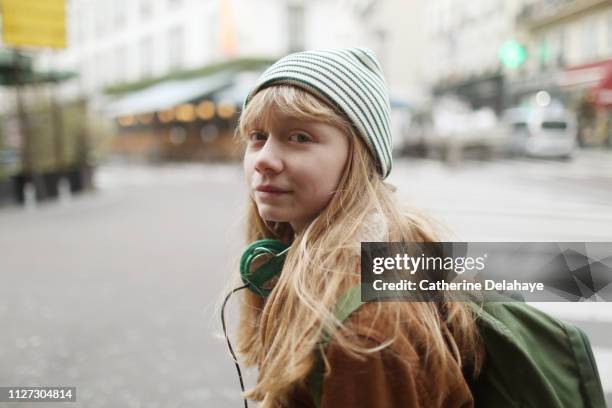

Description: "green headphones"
239 239 290 296
223 238 290 408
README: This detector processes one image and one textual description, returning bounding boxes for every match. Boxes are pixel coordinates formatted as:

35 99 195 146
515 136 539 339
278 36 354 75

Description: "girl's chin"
258 207 291 223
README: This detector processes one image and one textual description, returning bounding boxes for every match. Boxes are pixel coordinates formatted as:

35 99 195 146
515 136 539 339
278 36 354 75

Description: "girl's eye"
249 131 267 142
289 133 311 143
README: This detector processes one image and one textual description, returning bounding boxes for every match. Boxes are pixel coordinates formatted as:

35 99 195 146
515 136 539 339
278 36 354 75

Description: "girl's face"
243 106 350 232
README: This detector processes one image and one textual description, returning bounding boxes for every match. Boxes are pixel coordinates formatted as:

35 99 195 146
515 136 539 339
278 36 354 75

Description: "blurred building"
0 0 443 163
33 0 280 99
421 0 612 148
337 0 429 104
4 0 399 162
27 0 394 99
329 0 429 152
513 0 612 146
424 0 531 114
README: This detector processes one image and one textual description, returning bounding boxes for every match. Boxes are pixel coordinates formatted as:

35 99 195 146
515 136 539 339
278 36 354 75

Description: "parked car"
399 97 508 162
501 106 577 159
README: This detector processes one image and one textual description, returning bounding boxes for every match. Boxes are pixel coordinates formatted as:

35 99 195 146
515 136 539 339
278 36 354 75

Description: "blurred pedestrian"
577 93 596 147
223 48 484 408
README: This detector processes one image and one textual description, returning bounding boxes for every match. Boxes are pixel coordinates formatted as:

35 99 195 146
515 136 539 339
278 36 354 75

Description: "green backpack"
309 285 607 408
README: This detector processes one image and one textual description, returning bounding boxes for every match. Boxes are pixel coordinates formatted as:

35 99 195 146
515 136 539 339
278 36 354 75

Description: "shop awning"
559 59 612 106
0 49 32 71
105 71 236 117
1 48 77 85
0 49 32 85
211 71 262 106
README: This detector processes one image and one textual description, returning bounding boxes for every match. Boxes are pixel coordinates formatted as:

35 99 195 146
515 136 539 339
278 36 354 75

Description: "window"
103 52 114 86
115 47 127 83
93 53 106 88
79 61 88 90
608 12 612 53
207 12 217 59
141 0 153 20
287 4 305 53
168 0 182 9
115 0 126 29
95 5 107 36
538 35 550 70
582 18 597 61
513 122 527 131
557 28 566 67
168 26 184 70
140 37 154 78
542 121 567 130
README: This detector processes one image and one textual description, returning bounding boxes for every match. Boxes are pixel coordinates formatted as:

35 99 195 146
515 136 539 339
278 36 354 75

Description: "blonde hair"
235 85 482 407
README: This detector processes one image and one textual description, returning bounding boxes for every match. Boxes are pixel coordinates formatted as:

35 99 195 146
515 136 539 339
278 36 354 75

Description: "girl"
227 48 483 408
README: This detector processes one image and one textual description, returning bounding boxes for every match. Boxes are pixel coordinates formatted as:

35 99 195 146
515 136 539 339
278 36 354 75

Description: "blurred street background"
0 0 611 407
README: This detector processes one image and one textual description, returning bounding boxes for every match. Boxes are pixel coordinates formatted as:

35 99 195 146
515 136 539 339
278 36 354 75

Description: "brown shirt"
289 302 476 408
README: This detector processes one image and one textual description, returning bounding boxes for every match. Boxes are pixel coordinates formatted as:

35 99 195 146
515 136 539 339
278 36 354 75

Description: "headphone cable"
221 284 250 408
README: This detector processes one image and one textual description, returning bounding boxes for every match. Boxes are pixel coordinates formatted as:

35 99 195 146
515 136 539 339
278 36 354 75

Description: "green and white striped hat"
244 47 393 178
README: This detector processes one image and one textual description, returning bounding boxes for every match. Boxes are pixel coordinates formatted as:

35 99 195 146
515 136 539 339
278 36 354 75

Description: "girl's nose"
254 138 284 175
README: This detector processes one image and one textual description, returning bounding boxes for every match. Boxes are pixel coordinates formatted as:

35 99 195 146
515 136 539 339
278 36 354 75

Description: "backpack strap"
309 284 365 408
563 324 607 408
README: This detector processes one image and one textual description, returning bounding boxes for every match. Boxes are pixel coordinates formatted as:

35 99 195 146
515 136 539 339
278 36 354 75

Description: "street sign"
1 0 66 49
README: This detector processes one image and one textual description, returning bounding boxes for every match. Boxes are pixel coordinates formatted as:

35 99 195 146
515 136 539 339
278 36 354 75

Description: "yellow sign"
1 0 66 49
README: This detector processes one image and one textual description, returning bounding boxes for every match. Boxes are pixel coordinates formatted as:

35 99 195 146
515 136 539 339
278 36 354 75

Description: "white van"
502 106 577 158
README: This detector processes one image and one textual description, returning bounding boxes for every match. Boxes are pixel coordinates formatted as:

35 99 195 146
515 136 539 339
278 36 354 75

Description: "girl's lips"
256 190 288 199
255 185 290 193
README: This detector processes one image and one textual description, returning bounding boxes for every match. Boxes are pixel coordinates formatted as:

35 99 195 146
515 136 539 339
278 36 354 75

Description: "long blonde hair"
235 85 482 407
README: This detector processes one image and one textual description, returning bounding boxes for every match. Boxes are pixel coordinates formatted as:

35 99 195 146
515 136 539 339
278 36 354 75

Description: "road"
0 148 610 407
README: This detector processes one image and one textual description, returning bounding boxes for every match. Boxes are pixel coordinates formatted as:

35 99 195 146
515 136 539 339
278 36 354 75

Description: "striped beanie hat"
244 48 393 178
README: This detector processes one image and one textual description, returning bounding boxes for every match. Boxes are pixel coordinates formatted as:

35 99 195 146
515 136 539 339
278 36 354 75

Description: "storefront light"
196 101 215 120
158 109 175 123
138 113 154 124
176 104 196 122
217 103 236 119
118 115 135 126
